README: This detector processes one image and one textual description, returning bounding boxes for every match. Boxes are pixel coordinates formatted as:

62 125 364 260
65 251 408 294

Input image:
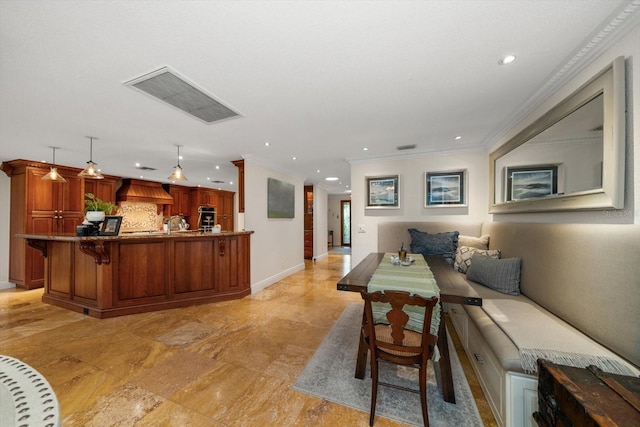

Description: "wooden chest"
534 359 640 426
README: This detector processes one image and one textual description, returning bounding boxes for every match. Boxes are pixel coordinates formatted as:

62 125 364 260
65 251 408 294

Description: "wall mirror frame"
489 56 625 213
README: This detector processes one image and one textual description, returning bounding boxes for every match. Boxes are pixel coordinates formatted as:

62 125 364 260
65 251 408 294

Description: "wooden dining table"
337 252 482 404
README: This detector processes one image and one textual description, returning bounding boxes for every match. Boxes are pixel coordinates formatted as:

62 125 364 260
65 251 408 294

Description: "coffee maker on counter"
197 206 216 232
76 220 102 236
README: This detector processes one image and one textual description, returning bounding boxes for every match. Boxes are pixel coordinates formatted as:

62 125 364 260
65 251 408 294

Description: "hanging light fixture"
78 136 104 179
41 146 67 183
168 144 188 181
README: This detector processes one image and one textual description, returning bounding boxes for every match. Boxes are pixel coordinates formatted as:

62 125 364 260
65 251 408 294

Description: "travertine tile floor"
0 252 497 426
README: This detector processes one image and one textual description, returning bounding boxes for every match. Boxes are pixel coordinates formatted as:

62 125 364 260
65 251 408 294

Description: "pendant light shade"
168 145 188 181
78 136 104 179
41 146 67 183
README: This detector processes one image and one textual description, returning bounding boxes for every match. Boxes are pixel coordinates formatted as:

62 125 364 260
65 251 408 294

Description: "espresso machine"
197 206 216 232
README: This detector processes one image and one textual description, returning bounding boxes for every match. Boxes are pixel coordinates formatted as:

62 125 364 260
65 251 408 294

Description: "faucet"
166 215 181 235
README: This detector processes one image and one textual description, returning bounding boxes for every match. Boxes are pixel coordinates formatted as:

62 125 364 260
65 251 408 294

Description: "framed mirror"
489 56 625 213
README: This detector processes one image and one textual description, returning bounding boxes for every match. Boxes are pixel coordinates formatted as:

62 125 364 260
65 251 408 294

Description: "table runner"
367 253 441 337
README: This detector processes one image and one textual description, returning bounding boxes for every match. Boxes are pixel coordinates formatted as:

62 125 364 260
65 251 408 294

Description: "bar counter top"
18 230 254 242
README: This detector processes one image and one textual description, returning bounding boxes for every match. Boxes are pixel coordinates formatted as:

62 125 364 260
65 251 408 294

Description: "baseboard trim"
251 262 305 294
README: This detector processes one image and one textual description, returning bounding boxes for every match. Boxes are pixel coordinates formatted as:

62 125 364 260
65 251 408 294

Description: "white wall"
350 150 489 264
0 172 10 288
243 160 305 293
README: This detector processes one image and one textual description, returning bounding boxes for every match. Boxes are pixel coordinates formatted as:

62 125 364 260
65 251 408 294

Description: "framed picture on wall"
366 175 399 209
506 165 558 201
425 170 466 207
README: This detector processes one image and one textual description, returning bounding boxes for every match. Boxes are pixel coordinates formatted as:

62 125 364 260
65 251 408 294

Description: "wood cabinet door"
216 236 241 293
28 215 55 284
217 193 233 231
58 214 84 234
57 173 84 213
175 188 191 216
27 168 56 213
84 179 116 205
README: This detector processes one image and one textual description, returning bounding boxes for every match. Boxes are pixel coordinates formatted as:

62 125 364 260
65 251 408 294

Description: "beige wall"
488 25 639 225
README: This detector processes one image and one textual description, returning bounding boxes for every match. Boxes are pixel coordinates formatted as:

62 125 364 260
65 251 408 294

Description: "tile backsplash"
117 202 163 232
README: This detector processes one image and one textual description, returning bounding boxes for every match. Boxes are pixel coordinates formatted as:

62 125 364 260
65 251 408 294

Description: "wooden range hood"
116 179 173 212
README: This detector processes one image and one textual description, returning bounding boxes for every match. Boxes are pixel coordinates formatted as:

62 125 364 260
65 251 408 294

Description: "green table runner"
367 253 441 336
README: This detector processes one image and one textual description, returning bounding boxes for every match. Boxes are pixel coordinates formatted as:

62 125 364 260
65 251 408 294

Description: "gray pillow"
408 228 459 265
466 253 521 295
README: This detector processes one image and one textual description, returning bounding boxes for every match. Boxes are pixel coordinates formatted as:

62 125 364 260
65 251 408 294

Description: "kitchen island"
18 231 253 318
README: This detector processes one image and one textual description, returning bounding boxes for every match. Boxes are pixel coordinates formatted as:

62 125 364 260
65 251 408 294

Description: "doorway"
340 200 351 246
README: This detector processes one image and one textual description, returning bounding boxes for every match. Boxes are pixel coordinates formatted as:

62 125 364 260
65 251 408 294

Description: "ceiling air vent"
124 67 241 124
136 165 156 171
396 144 416 151
211 180 224 184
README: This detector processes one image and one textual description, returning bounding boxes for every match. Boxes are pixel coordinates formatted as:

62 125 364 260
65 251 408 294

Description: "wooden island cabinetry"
20 231 253 318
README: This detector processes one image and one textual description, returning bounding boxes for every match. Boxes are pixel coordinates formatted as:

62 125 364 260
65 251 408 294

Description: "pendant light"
168 145 188 181
78 136 104 179
41 146 67 182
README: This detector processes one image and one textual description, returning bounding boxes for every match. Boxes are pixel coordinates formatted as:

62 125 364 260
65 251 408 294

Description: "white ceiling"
1 1 638 194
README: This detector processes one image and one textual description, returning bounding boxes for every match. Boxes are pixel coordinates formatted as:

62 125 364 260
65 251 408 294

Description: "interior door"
340 200 351 246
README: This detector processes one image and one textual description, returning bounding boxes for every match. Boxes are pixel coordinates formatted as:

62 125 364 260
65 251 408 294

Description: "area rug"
292 303 483 426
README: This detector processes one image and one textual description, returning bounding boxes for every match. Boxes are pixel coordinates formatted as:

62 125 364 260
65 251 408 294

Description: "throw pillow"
454 246 501 273
458 234 490 250
466 253 521 295
408 229 459 265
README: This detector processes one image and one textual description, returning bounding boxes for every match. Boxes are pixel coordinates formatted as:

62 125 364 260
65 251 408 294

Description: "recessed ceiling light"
499 55 516 65
325 177 339 181
230 181 233 185
363 147 368 151
455 136 462 140
265 142 270 146
292 156 297 160
215 165 220 170
317 169 320 173
207 177 211 180
135 162 141 167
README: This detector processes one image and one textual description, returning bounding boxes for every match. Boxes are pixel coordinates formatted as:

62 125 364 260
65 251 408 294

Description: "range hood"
116 179 174 205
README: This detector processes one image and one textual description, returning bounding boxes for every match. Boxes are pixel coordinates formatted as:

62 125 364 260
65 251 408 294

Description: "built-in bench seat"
377 221 640 427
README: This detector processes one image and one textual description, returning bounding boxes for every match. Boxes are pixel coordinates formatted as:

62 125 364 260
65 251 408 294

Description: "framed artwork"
506 165 558 201
425 170 466 206
100 216 123 236
366 175 399 209
267 177 295 218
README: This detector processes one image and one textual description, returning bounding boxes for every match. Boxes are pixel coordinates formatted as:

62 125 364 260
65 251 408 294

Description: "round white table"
0 355 60 427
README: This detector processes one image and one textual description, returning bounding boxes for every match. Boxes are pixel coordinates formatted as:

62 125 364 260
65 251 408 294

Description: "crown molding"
481 0 640 150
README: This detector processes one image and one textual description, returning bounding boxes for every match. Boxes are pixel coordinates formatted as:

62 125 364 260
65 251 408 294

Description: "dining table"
337 252 482 404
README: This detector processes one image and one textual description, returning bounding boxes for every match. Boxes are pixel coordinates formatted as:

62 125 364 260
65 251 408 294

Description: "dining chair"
360 290 439 427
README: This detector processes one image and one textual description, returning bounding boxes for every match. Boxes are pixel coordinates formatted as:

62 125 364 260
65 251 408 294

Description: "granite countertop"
17 230 254 241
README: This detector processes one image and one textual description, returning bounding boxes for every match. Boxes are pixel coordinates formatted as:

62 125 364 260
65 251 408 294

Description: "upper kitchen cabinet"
1 159 119 289
163 184 191 217
84 177 118 206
